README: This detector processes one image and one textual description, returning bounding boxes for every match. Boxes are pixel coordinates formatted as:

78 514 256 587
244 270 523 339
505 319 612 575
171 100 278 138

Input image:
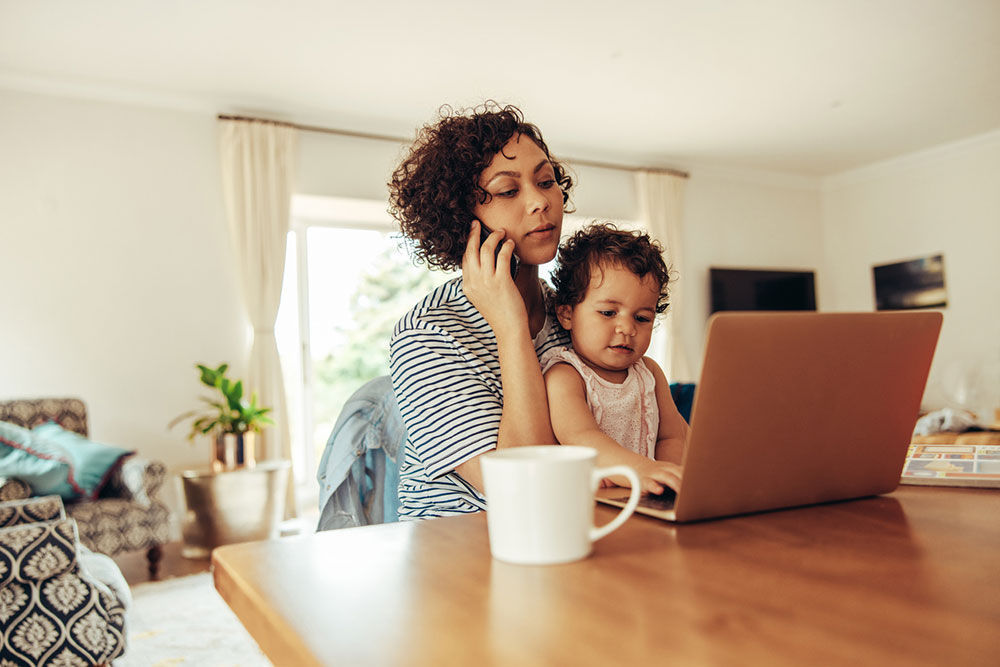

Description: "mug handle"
589 465 641 542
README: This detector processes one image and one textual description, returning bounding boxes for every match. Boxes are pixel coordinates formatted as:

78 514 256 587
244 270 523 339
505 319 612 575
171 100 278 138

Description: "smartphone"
479 223 519 279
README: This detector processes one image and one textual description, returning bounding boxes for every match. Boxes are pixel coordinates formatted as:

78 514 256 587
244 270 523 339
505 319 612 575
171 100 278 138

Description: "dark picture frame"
709 267 817 314
872 254 947 310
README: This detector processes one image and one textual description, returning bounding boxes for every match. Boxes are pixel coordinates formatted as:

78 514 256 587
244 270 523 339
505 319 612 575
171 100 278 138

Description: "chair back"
317 376 405 530
0 398 88 436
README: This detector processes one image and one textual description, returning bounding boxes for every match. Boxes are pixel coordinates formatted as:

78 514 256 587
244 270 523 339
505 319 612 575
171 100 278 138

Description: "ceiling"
2 0 999 176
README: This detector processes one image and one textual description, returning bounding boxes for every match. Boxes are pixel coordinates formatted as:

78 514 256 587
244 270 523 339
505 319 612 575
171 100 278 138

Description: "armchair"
0 495 128 665
0 398 170 576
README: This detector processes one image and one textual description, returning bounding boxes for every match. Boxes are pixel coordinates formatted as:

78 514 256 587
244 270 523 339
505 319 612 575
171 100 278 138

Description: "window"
276 196 454 506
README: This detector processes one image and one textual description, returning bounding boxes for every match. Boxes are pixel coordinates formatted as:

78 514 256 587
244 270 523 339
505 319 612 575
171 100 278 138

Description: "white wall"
681 167 825 380
0 89 248 520
821 131 1000 418
297 131 405 201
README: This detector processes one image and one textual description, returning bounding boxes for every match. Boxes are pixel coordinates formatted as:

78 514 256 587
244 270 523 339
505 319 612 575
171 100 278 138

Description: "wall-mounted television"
872 254 946 310
710 267 817 314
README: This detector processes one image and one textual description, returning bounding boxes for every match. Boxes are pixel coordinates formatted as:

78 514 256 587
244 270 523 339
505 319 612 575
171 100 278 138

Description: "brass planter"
212 432 256 472
180 460 290 558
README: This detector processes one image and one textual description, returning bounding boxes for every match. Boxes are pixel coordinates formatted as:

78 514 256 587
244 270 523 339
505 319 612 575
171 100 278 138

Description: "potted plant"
169 363 273 471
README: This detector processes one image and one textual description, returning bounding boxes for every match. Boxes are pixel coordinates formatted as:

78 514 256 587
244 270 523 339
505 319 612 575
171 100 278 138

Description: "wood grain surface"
213 486 1000 666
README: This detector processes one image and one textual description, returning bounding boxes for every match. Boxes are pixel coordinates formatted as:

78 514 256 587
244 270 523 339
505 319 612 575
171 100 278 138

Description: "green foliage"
169 363 274 441
311 244 450 430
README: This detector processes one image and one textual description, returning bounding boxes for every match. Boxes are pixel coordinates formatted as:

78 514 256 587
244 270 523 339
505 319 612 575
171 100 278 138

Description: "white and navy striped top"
389 276 571 520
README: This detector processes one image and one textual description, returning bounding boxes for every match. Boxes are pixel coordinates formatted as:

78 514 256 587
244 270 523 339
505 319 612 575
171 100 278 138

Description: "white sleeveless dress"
540 347 659 459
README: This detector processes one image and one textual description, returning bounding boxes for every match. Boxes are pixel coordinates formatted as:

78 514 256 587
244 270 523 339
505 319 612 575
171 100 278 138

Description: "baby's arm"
544 362 681 494
643 357 691 465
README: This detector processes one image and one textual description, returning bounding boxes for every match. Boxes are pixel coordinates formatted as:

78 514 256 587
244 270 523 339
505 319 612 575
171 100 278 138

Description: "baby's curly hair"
388 102 574 271
552 223 674 314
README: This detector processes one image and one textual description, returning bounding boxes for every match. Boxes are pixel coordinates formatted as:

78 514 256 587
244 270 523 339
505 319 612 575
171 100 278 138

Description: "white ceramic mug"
481 445 641 565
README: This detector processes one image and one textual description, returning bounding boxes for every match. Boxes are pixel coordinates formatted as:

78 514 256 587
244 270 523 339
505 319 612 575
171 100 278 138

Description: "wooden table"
212 486 1000 666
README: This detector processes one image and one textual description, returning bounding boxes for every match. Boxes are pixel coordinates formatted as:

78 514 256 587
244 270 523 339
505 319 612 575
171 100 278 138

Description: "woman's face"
472 134 564 267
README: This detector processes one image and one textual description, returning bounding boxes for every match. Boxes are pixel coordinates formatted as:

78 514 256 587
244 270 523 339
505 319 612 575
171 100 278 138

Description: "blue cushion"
669 382 696 424
32 422 134 501
0 420 77 500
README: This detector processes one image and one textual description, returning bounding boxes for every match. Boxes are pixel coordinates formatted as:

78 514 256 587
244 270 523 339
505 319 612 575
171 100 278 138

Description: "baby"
542 223 688 494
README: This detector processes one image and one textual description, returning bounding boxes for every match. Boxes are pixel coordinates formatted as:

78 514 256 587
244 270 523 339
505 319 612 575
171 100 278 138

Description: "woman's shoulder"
394 277 472 330
391 276 496 351
409 276 465 311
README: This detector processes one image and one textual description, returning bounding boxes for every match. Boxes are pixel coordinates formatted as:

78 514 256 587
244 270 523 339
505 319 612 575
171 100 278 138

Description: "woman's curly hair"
552 223 674 314
388 102 574 271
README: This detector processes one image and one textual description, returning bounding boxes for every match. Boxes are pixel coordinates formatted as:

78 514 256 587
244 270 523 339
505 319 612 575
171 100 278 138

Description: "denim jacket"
316 376 405 531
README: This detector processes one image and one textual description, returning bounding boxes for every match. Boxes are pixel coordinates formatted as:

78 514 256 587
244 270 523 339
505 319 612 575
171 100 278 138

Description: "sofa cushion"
0 420 77 500
0 512 127 664
32 422 134 501
0 495 66 527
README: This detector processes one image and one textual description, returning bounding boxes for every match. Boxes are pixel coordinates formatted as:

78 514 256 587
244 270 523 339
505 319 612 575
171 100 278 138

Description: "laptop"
596 311 942 522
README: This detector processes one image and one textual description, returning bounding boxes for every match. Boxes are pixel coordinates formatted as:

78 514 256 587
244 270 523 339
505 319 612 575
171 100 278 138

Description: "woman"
388 103 574 519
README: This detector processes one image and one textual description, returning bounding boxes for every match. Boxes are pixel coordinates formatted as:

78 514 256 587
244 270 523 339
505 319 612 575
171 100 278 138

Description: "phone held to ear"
479 223 519 279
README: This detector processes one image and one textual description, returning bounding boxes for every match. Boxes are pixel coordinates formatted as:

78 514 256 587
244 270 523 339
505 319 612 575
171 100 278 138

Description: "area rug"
116 572 271 666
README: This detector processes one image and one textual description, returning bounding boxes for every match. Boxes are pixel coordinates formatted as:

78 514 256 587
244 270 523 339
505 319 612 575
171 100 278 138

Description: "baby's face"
556 262 659 383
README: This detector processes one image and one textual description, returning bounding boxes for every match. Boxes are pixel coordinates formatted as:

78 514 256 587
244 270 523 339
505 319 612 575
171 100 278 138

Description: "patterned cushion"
0 517 78 579
0 496 65 528
0 516 126 664
0 478 31 503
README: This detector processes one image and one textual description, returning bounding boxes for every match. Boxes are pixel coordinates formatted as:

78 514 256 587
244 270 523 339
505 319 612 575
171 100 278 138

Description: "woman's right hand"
461 220 527 335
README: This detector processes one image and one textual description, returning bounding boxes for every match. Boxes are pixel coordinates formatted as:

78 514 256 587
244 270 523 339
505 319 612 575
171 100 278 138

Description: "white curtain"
219 119 297 516
636 170 694 382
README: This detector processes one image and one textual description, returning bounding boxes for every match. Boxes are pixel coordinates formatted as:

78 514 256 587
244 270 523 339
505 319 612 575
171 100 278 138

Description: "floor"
114 508 320 586
114 542 210 586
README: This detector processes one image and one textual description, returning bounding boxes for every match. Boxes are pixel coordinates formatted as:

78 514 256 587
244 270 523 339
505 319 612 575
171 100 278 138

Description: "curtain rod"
217 114 690 179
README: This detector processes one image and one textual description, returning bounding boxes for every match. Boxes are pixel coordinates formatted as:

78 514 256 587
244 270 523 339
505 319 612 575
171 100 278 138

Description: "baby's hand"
637 460 682 496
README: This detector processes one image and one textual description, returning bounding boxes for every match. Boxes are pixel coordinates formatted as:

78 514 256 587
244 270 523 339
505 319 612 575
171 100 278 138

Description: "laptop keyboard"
609 488 677 511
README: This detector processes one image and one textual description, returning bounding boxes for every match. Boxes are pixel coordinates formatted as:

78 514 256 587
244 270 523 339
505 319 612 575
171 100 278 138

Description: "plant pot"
212 432 257 472
180 460 290 557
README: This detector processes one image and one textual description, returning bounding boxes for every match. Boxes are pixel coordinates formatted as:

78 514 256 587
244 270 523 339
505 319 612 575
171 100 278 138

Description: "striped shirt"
389 277 570 519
